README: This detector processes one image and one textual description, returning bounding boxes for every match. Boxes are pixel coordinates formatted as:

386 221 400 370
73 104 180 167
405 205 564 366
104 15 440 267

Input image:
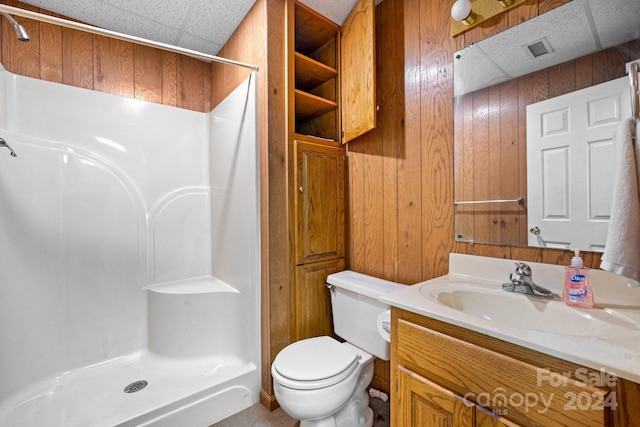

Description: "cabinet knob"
298 186 304 193
529 226 541 235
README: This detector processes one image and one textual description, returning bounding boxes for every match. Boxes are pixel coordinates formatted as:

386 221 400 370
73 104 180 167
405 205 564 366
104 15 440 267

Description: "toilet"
271 270 404 427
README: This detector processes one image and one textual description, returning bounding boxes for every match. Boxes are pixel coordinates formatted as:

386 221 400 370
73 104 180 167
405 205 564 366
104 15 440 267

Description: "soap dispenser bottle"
562 250 594 308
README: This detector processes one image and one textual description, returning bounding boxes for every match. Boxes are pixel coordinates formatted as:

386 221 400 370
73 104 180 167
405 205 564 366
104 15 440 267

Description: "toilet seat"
272 336 360 390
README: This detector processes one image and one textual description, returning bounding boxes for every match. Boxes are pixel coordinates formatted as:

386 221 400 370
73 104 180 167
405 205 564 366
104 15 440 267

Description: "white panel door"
527 76 630 252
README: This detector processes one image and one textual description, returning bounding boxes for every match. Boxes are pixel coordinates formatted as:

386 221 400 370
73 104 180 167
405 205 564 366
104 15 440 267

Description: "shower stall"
0 61 260 426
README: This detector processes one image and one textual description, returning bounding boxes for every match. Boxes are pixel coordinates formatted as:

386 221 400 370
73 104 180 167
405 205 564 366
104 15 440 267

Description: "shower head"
1 13 29 42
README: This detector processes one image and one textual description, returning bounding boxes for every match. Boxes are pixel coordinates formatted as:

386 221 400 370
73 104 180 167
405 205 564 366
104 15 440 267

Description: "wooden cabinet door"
293 258 345 341
340 0 375 143
294 140 345 264
397 366 475 427
476 407 523 427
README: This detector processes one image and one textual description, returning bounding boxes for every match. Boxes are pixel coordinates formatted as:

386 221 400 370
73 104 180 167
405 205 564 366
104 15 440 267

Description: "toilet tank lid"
326 270 405 300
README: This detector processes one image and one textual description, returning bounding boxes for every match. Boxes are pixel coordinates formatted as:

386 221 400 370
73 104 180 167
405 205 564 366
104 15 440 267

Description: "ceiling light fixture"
451 0 528 37
451 0 476 27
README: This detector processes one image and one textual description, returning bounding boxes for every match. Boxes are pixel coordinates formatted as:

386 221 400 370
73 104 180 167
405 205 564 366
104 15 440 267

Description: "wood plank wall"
0 0 212 112
455 39 640 247
347 0 579 293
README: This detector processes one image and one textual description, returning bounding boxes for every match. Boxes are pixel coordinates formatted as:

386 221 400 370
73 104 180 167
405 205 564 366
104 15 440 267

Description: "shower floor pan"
0 351 257 427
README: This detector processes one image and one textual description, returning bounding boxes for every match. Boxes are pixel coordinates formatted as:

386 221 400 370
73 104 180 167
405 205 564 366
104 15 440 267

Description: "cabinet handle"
298 186 304 193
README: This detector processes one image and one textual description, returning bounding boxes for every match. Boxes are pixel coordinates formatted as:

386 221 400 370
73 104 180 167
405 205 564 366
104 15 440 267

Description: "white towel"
601 118 640 284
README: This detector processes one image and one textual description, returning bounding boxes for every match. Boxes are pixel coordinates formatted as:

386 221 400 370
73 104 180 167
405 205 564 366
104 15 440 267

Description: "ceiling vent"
523 37 554 59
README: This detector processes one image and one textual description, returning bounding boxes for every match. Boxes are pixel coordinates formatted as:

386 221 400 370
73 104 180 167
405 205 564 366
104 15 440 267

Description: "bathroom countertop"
379 253 640 384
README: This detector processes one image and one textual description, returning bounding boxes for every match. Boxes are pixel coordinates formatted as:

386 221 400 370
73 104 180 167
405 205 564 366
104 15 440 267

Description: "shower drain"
124 380 148 393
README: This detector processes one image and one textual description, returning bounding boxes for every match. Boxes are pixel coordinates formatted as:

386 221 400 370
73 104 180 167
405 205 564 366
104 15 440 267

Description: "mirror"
453 0 640 252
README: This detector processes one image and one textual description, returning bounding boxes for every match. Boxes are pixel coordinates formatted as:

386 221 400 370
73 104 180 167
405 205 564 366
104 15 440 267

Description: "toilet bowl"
271 271 404 427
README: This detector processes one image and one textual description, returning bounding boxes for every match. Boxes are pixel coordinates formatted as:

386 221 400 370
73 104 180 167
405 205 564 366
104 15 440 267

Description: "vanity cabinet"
391 308 640 427
397 366 521 426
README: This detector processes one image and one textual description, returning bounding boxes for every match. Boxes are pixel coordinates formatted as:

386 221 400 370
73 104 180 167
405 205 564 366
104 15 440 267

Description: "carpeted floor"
212 393 390 426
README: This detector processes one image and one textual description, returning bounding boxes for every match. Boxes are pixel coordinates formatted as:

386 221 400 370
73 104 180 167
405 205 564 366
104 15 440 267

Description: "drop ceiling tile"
20 0 105 24
21 0 181 46
184 0 254 46
101 0 195 28
589 0 640 49
178 33 221 56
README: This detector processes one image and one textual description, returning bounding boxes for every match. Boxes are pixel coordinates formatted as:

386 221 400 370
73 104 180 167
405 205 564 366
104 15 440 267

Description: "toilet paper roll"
377 310 391 343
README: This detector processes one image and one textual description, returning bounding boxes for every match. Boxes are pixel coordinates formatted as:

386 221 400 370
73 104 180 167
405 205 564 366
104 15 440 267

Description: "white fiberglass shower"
0 64 260 426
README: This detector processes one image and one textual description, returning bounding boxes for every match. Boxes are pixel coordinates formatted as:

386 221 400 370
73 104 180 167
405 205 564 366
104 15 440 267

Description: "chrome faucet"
502 262 553 298
0 138 17 157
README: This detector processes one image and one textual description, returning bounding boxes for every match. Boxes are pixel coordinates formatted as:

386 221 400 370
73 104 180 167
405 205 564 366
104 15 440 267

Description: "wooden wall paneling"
419 0 459 280
94 36 134 98
223 26 239 99
2 20 37 78
592 44 630 85
161 51 178 107
235 6 253 88
455 93 474 243
210 50 227 105
487 84 502 244
380 0 402 282
1 0 38 78
516 68 546 247
399 0 423 285
346 139 366 272
363 105 384 279
62 28 94 90
548 60 577 98
472 88 490 243
498 79 522 245
133 44 162 104
507 0 538 30
264 0 288 409
575 54 594 91
39 19 62 83
176 55 206 111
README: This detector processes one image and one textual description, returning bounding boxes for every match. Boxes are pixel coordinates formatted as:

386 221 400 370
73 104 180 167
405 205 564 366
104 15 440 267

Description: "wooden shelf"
295 52 337 90
295 89 338 121
295 2 339 54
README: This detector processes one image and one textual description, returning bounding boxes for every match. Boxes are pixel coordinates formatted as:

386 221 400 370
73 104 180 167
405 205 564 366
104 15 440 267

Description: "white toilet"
271 270 404 427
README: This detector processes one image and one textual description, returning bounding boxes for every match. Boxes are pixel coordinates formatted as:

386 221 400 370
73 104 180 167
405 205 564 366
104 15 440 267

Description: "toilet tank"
326 270 405 361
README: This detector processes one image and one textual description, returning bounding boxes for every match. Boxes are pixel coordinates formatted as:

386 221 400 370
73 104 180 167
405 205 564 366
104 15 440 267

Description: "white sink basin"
419 281 640 338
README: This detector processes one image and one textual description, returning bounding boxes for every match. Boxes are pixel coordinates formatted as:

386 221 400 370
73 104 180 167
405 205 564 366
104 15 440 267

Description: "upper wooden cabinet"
340 0 376 143
292 0 375 143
